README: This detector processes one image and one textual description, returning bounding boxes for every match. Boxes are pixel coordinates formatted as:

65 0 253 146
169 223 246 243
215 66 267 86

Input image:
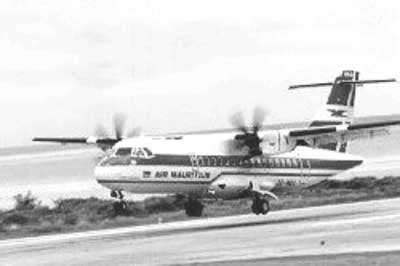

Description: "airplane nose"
94 163 114 183
94 166 105 182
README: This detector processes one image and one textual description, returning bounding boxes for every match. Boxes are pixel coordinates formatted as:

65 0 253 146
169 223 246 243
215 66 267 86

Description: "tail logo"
327 109 347 118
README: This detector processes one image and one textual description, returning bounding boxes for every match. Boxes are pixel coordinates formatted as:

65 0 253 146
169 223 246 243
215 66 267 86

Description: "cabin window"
115 148 132 156
268 159 274 168
203 157 209 166
286 158 292 168
299 159 304 168
198 157 204 166
225 158 230 167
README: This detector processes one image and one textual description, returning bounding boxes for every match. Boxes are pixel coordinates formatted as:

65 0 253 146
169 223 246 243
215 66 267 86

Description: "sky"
0 0 399 147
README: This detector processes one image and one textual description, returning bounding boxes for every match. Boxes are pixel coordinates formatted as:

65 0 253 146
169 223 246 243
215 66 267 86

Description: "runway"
2 198 400 266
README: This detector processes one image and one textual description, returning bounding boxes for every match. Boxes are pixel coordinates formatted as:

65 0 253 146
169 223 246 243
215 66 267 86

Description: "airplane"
33 70 400 217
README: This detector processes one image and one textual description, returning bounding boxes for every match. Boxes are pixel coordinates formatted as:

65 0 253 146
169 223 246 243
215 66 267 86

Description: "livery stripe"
120 155 361 170
97 171 333 185
289 127 337 137
97 180 209 185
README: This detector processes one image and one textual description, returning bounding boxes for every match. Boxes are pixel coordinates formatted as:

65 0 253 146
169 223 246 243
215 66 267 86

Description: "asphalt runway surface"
2 198 400 266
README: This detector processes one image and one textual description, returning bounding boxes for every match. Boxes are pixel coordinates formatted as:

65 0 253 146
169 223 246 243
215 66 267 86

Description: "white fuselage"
94 134 363 199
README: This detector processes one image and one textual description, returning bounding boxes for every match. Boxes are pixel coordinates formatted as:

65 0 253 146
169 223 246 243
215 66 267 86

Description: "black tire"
259 198 270 215
251 196 270 215
110 190 118 198
184 198 204 217
113 201 128 215
251 201 261 215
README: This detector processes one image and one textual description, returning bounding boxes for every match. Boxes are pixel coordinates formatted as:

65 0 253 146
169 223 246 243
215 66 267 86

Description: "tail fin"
310 70 358 152
289 70 396 152
311 70 358 127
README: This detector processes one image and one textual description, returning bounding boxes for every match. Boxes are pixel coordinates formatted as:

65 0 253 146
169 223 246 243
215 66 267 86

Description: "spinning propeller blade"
227 107 267 158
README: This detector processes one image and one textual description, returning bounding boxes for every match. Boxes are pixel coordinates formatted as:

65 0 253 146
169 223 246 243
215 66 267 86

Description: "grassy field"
1 176 400 239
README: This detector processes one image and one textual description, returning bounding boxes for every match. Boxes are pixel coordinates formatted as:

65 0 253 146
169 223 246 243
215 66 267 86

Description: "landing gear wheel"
113 200 128 215
251 195 270 215
260 198 270 215
110 190 118 198
184 198 204 217
111 190 128 215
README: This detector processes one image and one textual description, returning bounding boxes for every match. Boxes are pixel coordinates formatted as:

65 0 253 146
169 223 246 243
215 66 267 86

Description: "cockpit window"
136 149 145 157
100 156 132 166
143 148 153 156
132 147 153 158
99 147 153 167
115 148 131 156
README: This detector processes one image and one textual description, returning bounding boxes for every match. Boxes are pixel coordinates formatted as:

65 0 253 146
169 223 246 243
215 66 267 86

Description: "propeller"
94 113 141 149
227 107 268 158
113 113 126 140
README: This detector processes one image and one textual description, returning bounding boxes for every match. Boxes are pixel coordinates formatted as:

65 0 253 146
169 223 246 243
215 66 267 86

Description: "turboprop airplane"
33 70 399 217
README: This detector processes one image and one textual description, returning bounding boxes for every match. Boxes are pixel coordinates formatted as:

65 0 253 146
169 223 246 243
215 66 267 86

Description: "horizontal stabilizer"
289 78 396 90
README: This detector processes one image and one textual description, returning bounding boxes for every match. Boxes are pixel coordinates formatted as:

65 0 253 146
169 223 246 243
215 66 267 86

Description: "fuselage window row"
193 156 308 169
105 149 312 169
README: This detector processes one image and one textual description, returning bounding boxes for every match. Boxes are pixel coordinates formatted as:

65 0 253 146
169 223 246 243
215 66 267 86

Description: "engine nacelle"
260 130 296 155
208 175 276 200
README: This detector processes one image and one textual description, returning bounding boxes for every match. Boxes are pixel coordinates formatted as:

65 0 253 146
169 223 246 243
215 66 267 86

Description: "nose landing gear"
111 190 128 215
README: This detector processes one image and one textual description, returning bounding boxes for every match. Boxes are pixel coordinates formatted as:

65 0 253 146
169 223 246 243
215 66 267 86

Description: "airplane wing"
32 113 141 150
33 137 89 144
288 120 400 145
32 137 119 149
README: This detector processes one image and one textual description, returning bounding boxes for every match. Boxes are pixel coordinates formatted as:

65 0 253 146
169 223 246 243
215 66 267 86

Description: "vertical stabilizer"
309 70 358 152
310 70 358 128
289 70 396 152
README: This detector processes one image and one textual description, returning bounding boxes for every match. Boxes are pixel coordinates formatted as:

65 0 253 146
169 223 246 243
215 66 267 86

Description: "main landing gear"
184 197 204 217
251 194 270 215
111 190 128 215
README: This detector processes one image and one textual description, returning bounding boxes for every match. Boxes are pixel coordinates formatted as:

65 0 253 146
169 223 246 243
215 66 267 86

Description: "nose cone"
94 165 108 183
94 165 101 178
